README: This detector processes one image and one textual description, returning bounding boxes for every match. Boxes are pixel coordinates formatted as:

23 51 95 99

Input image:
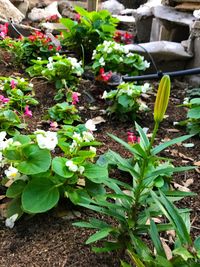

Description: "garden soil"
0 64 200 266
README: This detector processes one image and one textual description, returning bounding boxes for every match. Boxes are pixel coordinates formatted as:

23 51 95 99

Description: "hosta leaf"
22 177 59 213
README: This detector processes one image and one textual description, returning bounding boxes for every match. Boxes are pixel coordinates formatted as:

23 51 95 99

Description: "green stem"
149 121 159 152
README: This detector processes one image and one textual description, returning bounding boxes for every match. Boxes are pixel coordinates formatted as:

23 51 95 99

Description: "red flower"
99 68 105 75
99 68 112 82
48 45 54 50
28 35 37 42
127 131 140 144
56 46 61 51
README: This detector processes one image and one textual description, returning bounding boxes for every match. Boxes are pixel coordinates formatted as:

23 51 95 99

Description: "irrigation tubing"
122 67 200 82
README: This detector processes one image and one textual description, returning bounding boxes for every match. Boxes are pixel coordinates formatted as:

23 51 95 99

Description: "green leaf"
52 157 73 179
151 191 191 245
194 236 200 250
108 133 147 158
152 134 193 155
6 198 23 218
127 250 145 267
17 144 51 175
22 177 59 213
13 134 31 144
135 122 150 149
83 163 108 183
6 180 26 198
86 228 113 244
173 247 193 261
187 106 200 119
149 219 166 257
120 260 132 267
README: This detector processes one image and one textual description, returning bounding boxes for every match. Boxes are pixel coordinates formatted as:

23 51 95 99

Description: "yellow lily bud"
154 75 171 123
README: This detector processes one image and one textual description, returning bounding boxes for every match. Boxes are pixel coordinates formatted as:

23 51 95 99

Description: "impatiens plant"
60 6 119 62
26 55 83 101
1 121 104 222
73 75 200 266
92 40 149 76
0 76 34 93
102 82 151 120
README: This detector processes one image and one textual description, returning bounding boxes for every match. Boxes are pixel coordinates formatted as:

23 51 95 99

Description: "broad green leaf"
13 134 31 144
83 163 108 183
6 197 23 218
17 144 51 175
194 236 200 250
60 18 75 30
187 106 200 119
22 177 59 213
152 134 193 155
149 219 166 257
86 228 113 244
52 157 73 179
6 180 26 198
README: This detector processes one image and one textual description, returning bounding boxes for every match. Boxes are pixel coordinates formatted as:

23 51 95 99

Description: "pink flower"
10 79 18 89
0 23 8 39
127 131 140 144
50 121 58 129
99 68 112 82
72 92 79 105
24 105 32 117
0 95 9 103
75 13 81 22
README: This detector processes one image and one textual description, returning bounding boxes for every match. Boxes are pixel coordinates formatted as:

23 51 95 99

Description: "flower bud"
154 75 171 123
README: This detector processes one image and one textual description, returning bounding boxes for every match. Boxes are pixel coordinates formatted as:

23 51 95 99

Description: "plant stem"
149 121 159 151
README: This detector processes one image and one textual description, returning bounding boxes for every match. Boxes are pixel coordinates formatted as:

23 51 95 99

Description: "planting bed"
0 60 200 266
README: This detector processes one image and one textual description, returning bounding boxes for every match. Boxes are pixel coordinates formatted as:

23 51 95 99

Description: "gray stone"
126 41 193 61
17 0 29 16
58 0 75 19
0 0 25 23
101 0 125 15
152 5 196 27
28 1 62 21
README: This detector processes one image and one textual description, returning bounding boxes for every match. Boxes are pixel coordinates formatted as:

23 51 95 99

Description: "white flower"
29 83 34 87
85 119 96 131
99 57 105 66
20 78 25 82
5 166 20 180
183 97 189 105
92 50 97 59
78 166 85 174
144 60 150 68
173 122 179 126
90 146 96 154
0 131 6 142
65 160 78 172
37 57 42 61
141 83 150 93
5 214 18 229
35 130 58 150
69 140 78 152
124 47 129 54
72 132 83 142
48 57 53 63
82 131 94 142
47 63 54 70
127 53 133 57
102 91 108 99
0 137 13 151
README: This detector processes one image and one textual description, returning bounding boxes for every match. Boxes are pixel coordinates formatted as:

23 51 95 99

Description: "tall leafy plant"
73 76 200 266
60 6 119 62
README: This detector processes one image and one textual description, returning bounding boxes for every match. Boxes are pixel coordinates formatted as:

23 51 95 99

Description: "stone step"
126 41 193 61
152 5 196 26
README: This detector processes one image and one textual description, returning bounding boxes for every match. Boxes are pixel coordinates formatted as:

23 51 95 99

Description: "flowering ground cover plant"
114 31 134 44
102 82 151 119
73 76 200 266
26 55 83 100
60 7 119 62
1 121 104 220
0 31 61 67
92 40 150 76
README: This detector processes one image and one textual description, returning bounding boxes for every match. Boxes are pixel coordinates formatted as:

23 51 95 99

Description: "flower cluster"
92 40 150 76
127 131 140 144
114 31 134 44
34 129 58 150
98 68 112 82
45 14 60 23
